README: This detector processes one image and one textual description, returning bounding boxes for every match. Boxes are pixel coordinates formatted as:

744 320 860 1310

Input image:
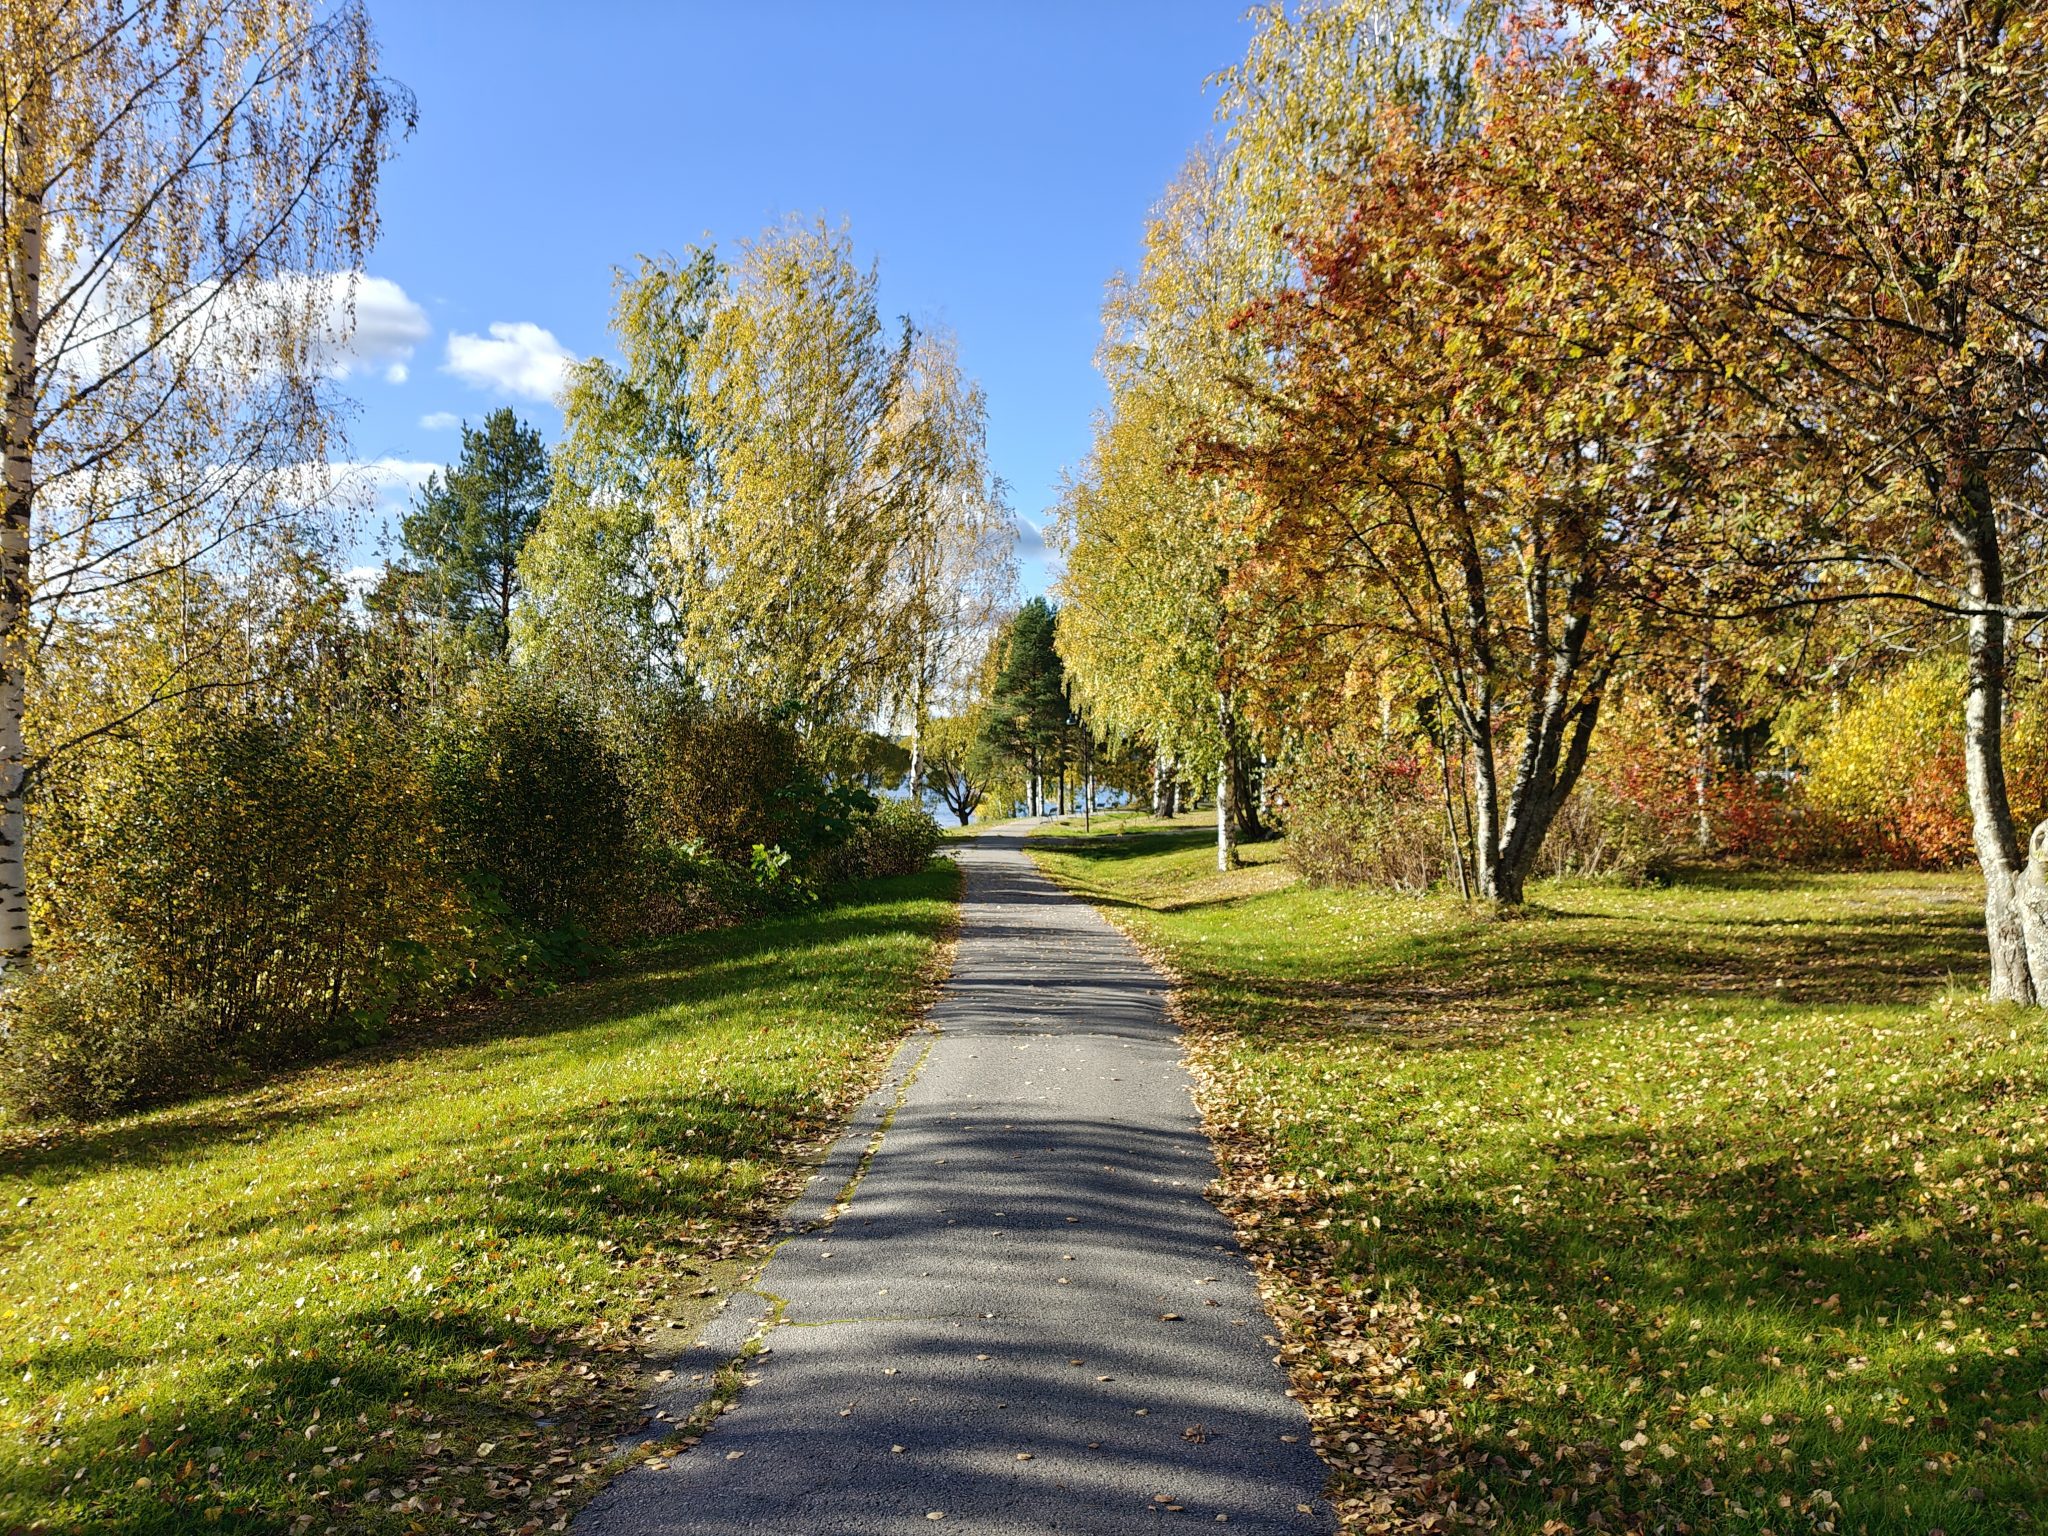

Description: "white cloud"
418 410 460 431
348 457 441 496
41 267 432 390
285 456 438 518
315 273 431 380
443 321 574 402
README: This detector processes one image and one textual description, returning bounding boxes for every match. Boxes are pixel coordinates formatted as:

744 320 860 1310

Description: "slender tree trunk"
0 137 42 973
1958 503 2041 1003
1151 753 1166 817
1470 734 1513 903
1479 557 1607 905
1230 738 1264 841
1693 652 1714 852
1082 734 1092 832
1439 746 1471 900
1216 693 1238 872
906 672 925 812
1458 646 1508 901
497 562 514 660
1216 767 1233 872
1455 739 1475 882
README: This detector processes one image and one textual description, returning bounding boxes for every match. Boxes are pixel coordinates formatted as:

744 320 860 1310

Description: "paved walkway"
579 828 1332 1535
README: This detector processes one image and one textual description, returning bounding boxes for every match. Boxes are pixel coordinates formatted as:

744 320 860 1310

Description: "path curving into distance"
578 827 1333 1536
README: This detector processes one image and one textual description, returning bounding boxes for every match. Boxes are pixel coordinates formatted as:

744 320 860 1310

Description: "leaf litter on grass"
0 867 961 1535
1032 835 2048 1536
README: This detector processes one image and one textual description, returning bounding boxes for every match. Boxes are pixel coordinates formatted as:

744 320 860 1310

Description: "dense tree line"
0 15 1006 1116
1055 0 2048 999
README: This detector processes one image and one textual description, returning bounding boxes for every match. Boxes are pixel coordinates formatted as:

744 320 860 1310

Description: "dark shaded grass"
0 864 959 1534
1032 835 2048 1536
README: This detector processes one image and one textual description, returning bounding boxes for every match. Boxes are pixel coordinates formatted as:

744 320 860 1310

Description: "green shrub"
5 655 947 1121
1274 734 1448 892
0 951 216 1119
627 706 869 867
8 707 473 1118
428 678 633 936
828 800 944 882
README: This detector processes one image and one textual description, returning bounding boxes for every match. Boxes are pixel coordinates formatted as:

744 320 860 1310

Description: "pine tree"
982 599 1070 816
401 409 551 658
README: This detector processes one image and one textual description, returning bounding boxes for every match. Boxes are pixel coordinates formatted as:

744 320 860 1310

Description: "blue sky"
333 1 1257 595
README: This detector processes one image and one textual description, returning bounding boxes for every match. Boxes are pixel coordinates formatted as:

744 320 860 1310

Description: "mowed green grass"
0 863 958 1535
1032 826 2048 1536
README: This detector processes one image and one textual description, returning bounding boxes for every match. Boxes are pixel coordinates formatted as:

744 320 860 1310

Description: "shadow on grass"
1311 1091 2048 1529
1048 848 1986 1041
0 863 961 1534
0 1293 593 1533
1036 837 2044 1528
1032 827 1214 861
0 867 957 1192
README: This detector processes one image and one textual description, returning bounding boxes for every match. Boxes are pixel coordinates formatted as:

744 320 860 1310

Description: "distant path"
578 827 1332 1535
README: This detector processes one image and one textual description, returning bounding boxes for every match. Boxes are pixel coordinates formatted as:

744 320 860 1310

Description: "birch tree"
885 329 1014 799
680 219 917 725
518 251 719 708
0 0 407 968
1057 150 1279 870
1059 0 1506 868
1553 0 2048 998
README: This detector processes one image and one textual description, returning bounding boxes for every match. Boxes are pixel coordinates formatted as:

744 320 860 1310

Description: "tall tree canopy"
1056 1 1511 872
680 219 914 723
518 251 720 709
886 328 1015 798
521 225 1011 735
1522 0 2048 995
1057 152 1268 865
1212 54 1723 903
1 0 409 965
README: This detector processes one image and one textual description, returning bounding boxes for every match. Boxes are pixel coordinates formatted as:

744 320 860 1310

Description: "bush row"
1275 656 2048 894
4 674 940 1120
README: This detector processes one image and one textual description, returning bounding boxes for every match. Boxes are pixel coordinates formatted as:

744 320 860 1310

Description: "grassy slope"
0 863 958 1535
1032 824 2047 1536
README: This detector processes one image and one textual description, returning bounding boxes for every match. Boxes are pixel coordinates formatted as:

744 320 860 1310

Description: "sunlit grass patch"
1032 832 2047 1536
0 863 958 1534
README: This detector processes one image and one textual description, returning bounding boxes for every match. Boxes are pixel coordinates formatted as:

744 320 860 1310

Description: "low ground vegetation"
1272 660 2048 899
8 647 942 1121
1033 822 2048 1536
0 864 957 1534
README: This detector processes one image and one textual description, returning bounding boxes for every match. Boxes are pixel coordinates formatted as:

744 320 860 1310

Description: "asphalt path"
578 826 1333 1535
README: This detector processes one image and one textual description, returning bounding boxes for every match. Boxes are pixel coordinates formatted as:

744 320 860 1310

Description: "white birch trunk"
0 148 41 972
1693 653 1714 852
906 672 925 812
1216 769 1231 872
1959 503 2039 1003
1215 694 1236 872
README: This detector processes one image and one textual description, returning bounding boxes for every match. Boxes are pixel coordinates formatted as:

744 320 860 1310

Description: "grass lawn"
1032 824 2048 1536
0 863 958 1535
